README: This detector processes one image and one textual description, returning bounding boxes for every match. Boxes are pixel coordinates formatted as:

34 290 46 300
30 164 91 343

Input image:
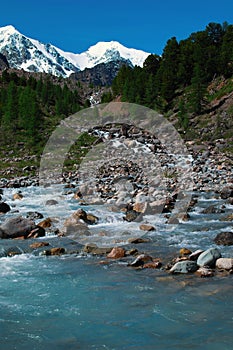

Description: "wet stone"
0 202 11 214
170 261 198 274
195 267 214 277
216 258 233 270
197 248 221 267
214 232 233 246
107 247 125 259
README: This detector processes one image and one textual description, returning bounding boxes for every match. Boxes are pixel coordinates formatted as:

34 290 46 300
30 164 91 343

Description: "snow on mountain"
0 25 79 77
61 41 150 70
0 25 150 77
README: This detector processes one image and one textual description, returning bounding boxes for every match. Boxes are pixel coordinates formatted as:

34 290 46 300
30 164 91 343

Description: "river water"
0 185 232 350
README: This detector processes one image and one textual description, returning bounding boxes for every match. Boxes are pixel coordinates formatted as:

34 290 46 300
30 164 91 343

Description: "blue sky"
0 0 233 54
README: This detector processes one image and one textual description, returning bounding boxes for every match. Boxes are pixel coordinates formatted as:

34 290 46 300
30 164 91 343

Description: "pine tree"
159 37 180 102
2 80 18 132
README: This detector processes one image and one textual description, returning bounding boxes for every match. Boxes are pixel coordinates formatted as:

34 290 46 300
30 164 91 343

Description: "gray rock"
45 199 58 205
216 258 233 270
201 205 224 214
170 260 198 274
123 210 139 222
214 232 233 246
197 248 221 267
83 243 112 255
0 216 45 239
220 186 233 199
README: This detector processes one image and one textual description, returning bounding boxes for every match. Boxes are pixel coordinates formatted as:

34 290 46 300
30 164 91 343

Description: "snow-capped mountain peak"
0 25 150 77
74 40 149 70
0 25 19 35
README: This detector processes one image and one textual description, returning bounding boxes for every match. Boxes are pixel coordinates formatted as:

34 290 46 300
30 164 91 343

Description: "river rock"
214 232 233 246
73 190 83 199
220 213 233 221
168 213 190 224
133 202 152 214
179 248 192 256
0 202 11 214
0 216 45 239
126 248 139 256
30 242 50 249
226 198 233 205
143 260 162 269
201 205 225 214
128 237 151 244
38 218 52 228
42 247 66 256
139 224 155 232
50 247 66 255
123 210 139 222
170 261 198 274
197 248 221 267
63 221 90 237
189 249 204 261
130 254 153 267
83 243 112 255
45 199 58 205
195 267 214 277
13 192 23 200
216 258 233 270
72 209 99 225
220 186 233 199
86 213 99 225
107 247 125 259
26 211 44 220
167 217 179 225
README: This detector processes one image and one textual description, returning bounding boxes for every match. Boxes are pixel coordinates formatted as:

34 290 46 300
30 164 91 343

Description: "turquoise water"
0 186 233 349
1 254 232 350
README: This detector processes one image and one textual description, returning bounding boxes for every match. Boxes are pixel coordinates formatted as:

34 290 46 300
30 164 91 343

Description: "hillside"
109 22 233 151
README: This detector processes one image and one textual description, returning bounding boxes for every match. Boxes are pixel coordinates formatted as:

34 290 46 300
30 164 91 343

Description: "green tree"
220 24 233 77
190 62 206 114
143 54 160 75
178 98 189 130
2 80 18 132
158 37 180 102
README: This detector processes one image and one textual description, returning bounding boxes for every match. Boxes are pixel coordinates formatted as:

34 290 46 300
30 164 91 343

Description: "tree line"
110 22 233 125
0 71 82 151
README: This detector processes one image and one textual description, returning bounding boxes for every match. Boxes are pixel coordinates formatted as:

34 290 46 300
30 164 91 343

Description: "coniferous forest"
0 71 85 154
109 22 233 134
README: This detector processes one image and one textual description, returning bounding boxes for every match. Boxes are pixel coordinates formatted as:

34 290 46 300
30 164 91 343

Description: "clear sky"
0 0 233 54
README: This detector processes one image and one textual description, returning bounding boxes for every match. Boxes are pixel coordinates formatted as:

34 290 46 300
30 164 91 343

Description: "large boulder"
170 261 198 274
0 216 45 239
0 202 11 214
197 248 221 267
214 232 233 246
216 258 233 270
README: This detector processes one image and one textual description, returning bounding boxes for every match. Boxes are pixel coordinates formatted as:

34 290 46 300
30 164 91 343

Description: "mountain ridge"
0 25 150 77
